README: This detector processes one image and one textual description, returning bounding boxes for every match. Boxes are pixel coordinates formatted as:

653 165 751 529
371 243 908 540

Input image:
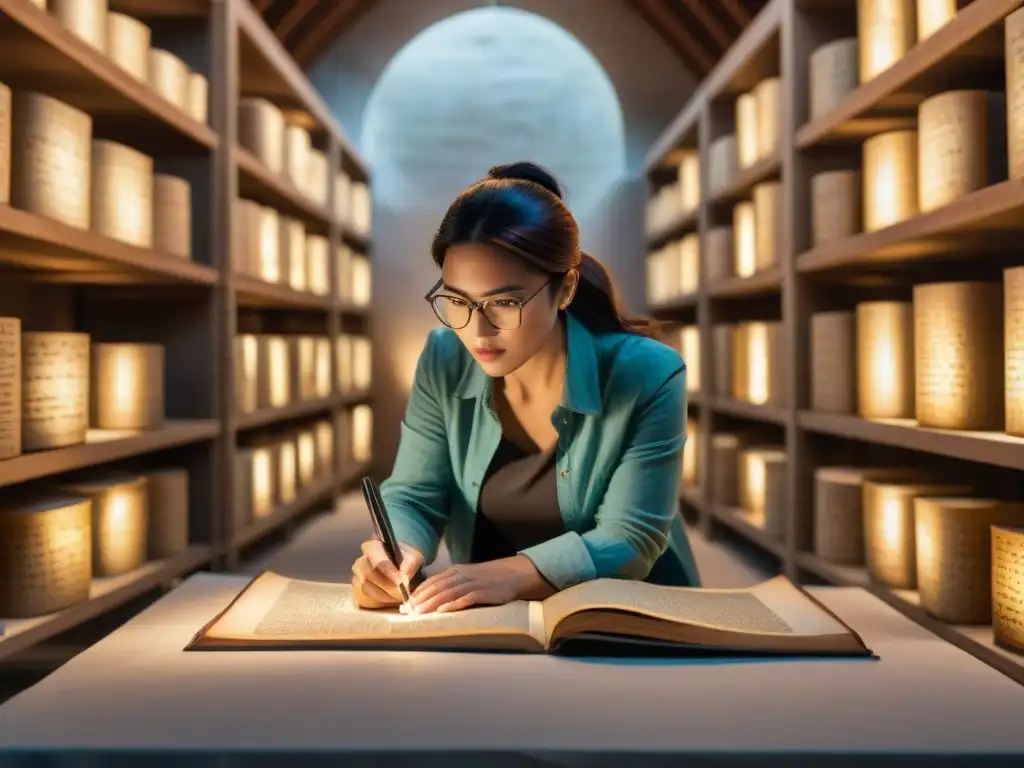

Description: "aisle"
239 492 773 589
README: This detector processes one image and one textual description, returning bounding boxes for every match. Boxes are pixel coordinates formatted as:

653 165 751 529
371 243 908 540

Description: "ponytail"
569 252 660 338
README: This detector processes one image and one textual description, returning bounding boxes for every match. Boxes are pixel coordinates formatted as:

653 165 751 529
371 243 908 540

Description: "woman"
352 161 699 614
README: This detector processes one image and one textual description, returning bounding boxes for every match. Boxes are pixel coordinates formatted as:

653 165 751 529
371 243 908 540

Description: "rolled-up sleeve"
519 367 686 590
378 332 454 564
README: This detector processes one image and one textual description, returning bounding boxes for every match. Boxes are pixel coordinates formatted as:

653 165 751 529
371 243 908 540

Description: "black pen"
360 476 415 612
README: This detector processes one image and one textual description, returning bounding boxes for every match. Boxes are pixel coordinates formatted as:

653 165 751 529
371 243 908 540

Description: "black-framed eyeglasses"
424 277 553 331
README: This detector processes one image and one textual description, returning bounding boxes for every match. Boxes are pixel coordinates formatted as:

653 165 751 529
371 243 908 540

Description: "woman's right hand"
351 540 425 609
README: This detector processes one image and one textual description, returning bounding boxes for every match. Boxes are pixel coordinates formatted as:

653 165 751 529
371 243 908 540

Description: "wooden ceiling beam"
720 0 752 26
275 0 318 40
291 0 367 67
681 0 733 50
628 0 716 76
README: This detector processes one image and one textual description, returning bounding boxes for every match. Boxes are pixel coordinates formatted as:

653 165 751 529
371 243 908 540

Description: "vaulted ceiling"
254 0 769 77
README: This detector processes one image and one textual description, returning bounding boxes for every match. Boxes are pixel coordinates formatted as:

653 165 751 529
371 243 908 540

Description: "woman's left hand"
409 555 542 614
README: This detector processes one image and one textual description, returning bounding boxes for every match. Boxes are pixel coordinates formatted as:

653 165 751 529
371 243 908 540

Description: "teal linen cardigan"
380 312 701 591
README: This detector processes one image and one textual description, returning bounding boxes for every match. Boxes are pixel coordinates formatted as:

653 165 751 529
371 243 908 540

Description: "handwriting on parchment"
0 317 20 459
993 527 1024 654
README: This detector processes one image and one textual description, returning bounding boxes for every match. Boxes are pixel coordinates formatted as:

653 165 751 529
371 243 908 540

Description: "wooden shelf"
795 0 1016 148
236 396 340 432
338 301 371 317
798 411 1024 471
647 207 700 247
0 0 373 669
0 0 217 153
233 474 336 549
342 224 371 252
341 460 372 486
795 552 1024 687
707 266 783 297
236 148 334 230
651 293 700 313
0 545 213 662
711 397 788 425
0 420 220 489
796 181 1024 275
340 390 373 406
0 205 218 285
709 505 785 557
235 0 368 179
709 152 782 206
680 486 702 509
642 0 1024 695
235 274 333 310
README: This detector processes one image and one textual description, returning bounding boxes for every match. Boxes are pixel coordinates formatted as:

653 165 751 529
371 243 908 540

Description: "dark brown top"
470 437 565 563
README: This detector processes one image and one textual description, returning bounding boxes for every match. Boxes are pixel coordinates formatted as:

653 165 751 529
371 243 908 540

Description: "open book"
186 571 874 657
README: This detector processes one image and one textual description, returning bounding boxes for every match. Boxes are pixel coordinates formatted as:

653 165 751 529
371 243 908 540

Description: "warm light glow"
681 326 700 393
745 322 769 405
736 92 759 168
278 440 297 503
863 130 918 231
863 481 968 589
740 448 785 511
63 476 148 577
267 336 290 408
350 254 372 306
251 447 275 519
306 235 330 296
296 336 316 401
917 0 958 41
352 336 373 392
733 202 756 278
352 404 373 463
297 431 316 487
753 182 779 270
858 0 914 81
314 338 332 399
336 245 351 301
754 78 780 160
679 234 699 295
237 335 258 413
91 140 153 248
678 152 700 211
336 334 353 392
258 207 281 283
283 218 307 292
682 416 699 487
91 343 164 431
315 420 335 475
856 301 914 419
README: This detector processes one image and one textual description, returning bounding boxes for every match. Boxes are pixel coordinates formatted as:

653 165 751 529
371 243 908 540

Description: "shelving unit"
0 0 373 658
645 0 1024 685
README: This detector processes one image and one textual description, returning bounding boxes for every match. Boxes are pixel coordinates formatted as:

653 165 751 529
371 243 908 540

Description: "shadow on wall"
361 6 629 472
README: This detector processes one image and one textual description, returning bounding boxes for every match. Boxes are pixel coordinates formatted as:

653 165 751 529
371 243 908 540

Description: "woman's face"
436 244 574 377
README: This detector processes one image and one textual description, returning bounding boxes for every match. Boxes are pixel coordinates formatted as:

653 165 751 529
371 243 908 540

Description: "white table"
0 573 1023 767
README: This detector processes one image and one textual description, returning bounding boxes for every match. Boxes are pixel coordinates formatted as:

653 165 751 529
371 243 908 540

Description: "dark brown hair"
431 161 658 337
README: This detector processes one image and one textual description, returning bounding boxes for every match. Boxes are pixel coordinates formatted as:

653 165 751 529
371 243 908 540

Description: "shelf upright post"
696 104 716 539
781 0 835 580
212 0 241 569
327 137 342 496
